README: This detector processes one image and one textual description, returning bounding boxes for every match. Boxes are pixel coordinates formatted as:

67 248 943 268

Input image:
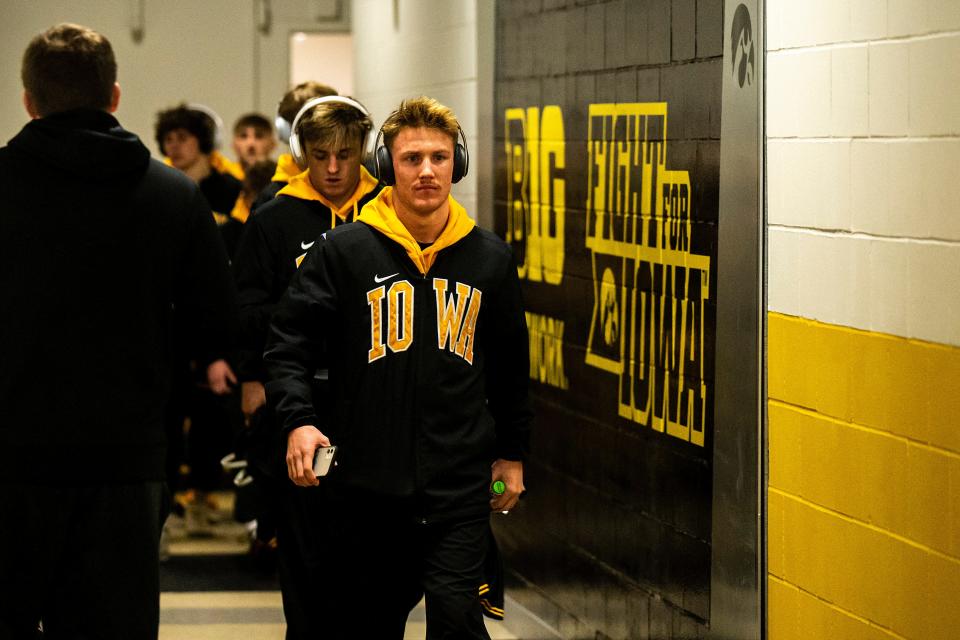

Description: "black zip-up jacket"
232 167 381 383
264 189 531 522
0 109 238 484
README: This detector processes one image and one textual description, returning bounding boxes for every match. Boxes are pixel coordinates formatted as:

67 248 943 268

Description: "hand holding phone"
312 446 337 477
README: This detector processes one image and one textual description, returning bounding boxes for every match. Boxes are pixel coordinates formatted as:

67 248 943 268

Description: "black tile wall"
493 1 723 637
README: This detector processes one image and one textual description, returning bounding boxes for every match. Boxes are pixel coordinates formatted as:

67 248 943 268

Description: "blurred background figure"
232 112 276 170
155 102 243 538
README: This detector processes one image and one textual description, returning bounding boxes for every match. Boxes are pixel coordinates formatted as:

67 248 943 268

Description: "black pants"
244 405 326 640
186 385 237 491
273 476 330 640
321 485 490 640
0 481 168 640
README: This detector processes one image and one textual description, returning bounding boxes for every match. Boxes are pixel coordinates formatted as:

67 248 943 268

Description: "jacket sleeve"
263 239 334 435
232 216 279 382
484 251 533 461
174 186 239 366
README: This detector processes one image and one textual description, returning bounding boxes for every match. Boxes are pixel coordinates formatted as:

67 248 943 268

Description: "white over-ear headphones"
288 95 371 166
275 115 292 145
186 103 224 150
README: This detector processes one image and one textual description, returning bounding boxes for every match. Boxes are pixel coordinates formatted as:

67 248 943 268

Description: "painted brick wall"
766 1 960 638
494 1 724 638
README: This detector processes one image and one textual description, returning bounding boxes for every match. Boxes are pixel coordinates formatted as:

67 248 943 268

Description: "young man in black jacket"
264 97 531 639
232 94 381 638
0 24 238 639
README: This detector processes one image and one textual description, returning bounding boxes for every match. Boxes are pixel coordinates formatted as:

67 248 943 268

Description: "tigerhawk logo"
732 4 754 88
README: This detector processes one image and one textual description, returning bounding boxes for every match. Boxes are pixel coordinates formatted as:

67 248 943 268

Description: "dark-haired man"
155 104 245 252
0 24 237 638
155 103 244 532
264 97 531 639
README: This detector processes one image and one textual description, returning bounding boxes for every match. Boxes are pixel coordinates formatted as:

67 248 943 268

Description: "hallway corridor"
157 492 523 639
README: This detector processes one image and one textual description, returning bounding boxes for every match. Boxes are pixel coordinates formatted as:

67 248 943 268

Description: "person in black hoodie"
264 97 531 639
0 24 238 639
231 95 383 639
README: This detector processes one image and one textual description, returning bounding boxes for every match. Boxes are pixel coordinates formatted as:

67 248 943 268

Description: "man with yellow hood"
231 94 381 638
264 97 532 639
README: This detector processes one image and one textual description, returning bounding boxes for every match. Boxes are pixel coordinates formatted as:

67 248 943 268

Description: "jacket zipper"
412 267 428 525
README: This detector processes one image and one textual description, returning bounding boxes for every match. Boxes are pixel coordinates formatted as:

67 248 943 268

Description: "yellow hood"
272 153 301 183
277 165 379 224
163 152 245 181
357 187 475 276
230 194 250 224
210 151 245 180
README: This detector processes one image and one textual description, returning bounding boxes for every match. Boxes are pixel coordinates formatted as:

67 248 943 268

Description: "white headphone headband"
288 95 372 166
290 95 371 135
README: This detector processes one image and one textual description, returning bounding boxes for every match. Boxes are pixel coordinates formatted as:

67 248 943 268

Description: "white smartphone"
312 446 337 477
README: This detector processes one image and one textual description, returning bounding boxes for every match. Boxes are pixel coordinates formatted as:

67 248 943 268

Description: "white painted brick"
774 0 850 48
906 242 960 345
888 0 960 38
767 228 801 316
831 46 869 137
797 232 856 326
909 35 960 136
768 140 851 230
766 0 786 51
850 140 891 235
783 231 960 345
929 0 960 31
885 140 930 239
887 140 960 242
813 142 852 233
850 140 960 241
847 233 874 332
767 50 832 138
766 53 797 137
766 140 791 225
866 239 910 336
888 0 931 37
868 42 910 137
850 0 888 41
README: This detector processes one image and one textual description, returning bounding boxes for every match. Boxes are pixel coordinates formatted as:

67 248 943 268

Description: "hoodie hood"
210 150 245 180
272 153 301 183
357 187 475 275
8 108 150 182
278 165 379 224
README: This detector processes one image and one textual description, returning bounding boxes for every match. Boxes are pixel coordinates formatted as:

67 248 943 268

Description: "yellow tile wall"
768 313 960 639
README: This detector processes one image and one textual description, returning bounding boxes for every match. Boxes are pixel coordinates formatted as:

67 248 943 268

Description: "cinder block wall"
766 2 960 638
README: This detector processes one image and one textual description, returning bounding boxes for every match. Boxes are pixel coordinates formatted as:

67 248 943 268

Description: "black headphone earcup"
452 143 468 183
451 143 469 183
376 145 395 186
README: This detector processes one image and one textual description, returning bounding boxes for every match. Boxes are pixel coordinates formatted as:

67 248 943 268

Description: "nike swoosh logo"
301 240 315 250
374 273 399 284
